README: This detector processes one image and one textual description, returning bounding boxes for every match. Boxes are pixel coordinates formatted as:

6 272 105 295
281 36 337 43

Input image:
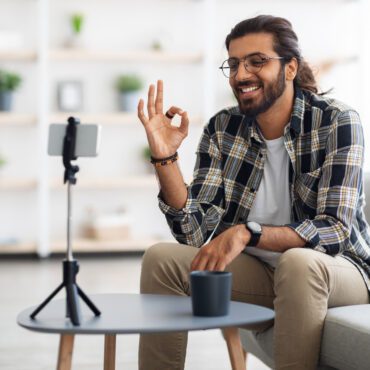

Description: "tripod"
30 117 101 325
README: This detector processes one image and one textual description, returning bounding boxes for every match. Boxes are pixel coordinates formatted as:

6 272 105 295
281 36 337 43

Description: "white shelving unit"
0 113 37 125
0 0 364 256
50 112 204 126
50 49 204 63
50 238 171 254
0 51 37 62
0 0 215 256
0 178 37 190
50 175 158 190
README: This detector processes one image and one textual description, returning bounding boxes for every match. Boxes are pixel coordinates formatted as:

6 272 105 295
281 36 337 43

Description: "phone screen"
48 123 101 157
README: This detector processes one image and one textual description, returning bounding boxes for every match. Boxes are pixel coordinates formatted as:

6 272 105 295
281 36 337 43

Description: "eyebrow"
228 52 266 60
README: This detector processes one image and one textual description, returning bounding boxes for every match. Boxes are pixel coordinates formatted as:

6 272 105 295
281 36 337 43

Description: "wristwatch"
245 221 262 247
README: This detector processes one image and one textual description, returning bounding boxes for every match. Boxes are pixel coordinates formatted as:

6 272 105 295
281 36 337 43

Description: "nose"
234 62 254 81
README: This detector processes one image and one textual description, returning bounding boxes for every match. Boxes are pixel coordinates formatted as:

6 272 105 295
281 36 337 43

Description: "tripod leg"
77 285 101 316
66 283 81 326
30 282 65 319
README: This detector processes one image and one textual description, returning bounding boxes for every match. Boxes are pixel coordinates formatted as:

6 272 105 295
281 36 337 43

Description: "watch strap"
245 222 262 247
248 232 261 247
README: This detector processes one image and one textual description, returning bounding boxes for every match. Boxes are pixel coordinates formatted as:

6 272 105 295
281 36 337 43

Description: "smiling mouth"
238 85 262 98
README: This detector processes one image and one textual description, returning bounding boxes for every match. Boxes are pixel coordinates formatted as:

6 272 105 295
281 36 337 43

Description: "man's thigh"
141 242 275 308
226 252 275 309
324 254 369 307
275 248 369 307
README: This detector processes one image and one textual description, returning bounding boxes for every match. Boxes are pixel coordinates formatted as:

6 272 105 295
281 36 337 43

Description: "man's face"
228 33 286 116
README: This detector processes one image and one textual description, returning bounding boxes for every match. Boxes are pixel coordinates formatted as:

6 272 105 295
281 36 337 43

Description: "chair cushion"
240 305 370 370
320 305 370 370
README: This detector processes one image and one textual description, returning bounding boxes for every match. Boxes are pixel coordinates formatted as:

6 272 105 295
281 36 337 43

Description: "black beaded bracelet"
150 152 179 167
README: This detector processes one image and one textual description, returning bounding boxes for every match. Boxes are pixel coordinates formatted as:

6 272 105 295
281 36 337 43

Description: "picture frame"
57 81 83 112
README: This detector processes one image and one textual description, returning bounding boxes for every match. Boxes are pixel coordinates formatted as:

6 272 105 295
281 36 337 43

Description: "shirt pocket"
295 167 322 212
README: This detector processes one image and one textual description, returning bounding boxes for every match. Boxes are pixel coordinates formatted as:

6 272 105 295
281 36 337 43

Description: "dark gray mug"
190 271 232 316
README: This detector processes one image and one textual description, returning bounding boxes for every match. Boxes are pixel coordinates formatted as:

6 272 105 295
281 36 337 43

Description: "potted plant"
115 74 143 112
0 153 7 173
0 70 22 111
141 145 153 173
151 39 163 51
66 13 85 48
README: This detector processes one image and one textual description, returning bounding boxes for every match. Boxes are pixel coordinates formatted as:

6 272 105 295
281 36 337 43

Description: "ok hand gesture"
137 80 189 159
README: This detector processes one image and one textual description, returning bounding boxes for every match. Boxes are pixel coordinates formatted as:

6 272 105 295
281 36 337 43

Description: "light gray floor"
0 255 270 370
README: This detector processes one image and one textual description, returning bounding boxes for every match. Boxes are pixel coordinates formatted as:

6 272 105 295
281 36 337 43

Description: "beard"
233 65 286 117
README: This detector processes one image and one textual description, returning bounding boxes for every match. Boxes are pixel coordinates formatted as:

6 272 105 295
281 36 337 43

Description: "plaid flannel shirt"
158 87 370 291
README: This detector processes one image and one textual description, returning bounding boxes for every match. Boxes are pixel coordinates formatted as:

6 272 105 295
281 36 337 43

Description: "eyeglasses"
219 54 285 78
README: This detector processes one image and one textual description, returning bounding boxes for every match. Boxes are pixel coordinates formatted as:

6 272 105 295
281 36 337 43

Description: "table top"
17 293 274 335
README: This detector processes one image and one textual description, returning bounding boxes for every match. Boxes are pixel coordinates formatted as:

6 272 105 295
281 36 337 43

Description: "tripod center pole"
67 181 73 261
63 116 80 262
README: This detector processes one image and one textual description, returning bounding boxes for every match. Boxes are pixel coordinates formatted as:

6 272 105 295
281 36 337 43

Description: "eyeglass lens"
221 55 268 78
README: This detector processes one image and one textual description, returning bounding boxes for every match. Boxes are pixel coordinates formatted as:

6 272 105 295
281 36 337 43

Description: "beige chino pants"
139 243 369 370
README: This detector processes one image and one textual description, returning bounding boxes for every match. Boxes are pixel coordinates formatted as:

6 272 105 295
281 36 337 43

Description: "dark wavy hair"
225 15 324 95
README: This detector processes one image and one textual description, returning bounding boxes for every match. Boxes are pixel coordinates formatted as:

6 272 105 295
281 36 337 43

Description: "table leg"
57 334 74 370
104 334 116 370
223 327 246 370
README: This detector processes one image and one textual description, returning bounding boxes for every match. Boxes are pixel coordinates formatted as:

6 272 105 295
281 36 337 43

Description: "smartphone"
48 123 102 157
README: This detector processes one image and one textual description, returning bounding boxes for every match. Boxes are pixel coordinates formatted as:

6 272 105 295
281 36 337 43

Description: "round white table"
17 293 275 370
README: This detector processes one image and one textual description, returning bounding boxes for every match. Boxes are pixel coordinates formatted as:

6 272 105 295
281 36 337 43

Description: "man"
137 15 370 370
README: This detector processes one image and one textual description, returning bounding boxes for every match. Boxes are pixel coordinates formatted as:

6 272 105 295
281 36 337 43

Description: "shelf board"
50 175 157 190
50 238 167 253
50 49 203 63
0 242 36 254
0 178 37 190
0 50 37 62
0 113 37 126
50 112 203 125
50 112 139 125
0 238 169 255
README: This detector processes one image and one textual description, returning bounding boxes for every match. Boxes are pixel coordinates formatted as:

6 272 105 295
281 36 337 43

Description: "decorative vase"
119 91 140 112
65 33 85 49
0 92 12 111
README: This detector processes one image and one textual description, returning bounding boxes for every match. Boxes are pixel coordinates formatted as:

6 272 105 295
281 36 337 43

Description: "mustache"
235 80 263 89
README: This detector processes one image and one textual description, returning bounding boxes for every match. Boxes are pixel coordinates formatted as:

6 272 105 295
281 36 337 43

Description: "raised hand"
137 80 189 159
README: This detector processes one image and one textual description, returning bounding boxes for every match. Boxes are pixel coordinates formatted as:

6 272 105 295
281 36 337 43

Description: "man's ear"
285 57 298 81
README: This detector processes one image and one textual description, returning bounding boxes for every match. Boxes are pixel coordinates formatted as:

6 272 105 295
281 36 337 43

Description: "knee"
275 248 329 292
140 242 194 295
141 243 177 275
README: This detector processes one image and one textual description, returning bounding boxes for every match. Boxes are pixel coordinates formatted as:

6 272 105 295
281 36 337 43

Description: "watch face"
247 221 262 234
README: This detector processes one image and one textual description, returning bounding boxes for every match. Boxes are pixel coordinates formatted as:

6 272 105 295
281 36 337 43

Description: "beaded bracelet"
150 152 179 167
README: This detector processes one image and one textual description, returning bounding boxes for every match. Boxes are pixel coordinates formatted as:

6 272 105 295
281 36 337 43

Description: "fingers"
155 80 163 114
214 261 226 272
137 99 149 126
143 81 188 134
179 111 189 136
191 247 221 272
204 257 218 271
147 84 156 119
191 251 206 271
166 106 183 118
164 107 189 136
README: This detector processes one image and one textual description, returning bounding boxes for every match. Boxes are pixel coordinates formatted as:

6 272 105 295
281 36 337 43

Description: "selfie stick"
30 116 101 325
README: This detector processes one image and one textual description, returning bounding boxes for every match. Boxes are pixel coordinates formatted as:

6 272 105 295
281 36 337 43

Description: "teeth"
241 86 259 93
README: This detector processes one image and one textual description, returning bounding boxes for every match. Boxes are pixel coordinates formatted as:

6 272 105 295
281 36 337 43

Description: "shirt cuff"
157 189 196 217
286 219 325 252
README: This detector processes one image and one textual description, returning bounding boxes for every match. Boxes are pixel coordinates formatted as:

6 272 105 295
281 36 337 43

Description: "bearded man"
137 15 370 370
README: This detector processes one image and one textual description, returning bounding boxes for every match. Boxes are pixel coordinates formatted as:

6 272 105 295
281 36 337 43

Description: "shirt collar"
288 86 305 135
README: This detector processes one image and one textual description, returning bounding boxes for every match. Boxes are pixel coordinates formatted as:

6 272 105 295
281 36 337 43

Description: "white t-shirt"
244 135 291 268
